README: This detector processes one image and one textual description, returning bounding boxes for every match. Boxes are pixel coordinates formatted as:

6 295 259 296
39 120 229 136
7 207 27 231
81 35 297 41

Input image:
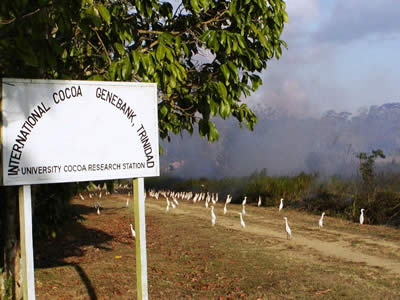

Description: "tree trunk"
1 186 22 300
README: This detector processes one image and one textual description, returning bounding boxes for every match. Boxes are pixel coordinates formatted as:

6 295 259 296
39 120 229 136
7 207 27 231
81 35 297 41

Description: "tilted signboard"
0 78 159 185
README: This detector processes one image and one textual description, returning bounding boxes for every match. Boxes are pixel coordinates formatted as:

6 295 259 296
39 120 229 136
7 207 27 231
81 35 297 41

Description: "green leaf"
219 100 230 119
217 82 227 100
160 105 168 118
131 50 140 73
208 121 219 141
97 3 110 24
209 98 218 116
283 11 289 23
220 64 229 81
114 43 125 55
121 56 132 80
156 44 166 61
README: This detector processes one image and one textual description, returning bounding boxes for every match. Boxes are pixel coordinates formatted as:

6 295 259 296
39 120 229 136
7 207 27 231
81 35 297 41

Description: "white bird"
239 212 246 228
79 193 85 200
360 208 365 225
211 206 216 226
242 205 246 216
258 196 262 207
171 201 176 209
279 198 284 212
99 192 102 198
125 197 129 208
242 196 247 206
318 212 325 228
166 198 170 212
223 203 227 215
130 224 136 238
97 206 101 215
284 217 291 239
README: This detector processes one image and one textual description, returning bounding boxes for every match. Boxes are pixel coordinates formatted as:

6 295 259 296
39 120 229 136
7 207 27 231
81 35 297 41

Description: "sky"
248 0 400 118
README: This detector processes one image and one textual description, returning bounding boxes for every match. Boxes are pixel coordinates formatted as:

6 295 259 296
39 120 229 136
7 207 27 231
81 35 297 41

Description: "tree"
356 149 385 201
1 0 288 297
1 0 287 141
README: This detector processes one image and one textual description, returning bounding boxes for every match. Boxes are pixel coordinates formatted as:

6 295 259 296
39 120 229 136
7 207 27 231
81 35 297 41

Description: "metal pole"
133 178 148 299
19 185 36 300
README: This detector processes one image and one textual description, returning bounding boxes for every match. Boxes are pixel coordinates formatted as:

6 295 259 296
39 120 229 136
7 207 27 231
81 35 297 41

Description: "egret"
239 212 246 228
130 224 136 238
360 208 365 225
79 193 85 201
318 212 325 228
223 203 227 215
242 196 247 206
242 205 246 216
279 198 284 212
166 198 170 212
211 206 216 226
284 217 291 239
97 206 101 215
258 196 262 207
125 197 129 208
99 192 102 199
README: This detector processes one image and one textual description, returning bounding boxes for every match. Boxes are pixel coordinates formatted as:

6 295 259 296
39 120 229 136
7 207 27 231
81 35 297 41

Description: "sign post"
133 177 148 299
19 185 36 300
1 78 159 299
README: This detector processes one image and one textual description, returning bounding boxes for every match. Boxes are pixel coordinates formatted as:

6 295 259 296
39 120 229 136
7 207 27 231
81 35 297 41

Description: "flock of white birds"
147 189 367 240
78 184 367 241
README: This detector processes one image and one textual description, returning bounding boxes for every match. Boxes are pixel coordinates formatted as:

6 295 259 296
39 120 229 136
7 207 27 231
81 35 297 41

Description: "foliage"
355 149 385 203
32 183 84 239
0 0 288 142
146 169 400 226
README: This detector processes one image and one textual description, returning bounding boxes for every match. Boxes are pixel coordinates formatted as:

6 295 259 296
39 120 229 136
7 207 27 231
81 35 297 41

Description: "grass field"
34 191 400 299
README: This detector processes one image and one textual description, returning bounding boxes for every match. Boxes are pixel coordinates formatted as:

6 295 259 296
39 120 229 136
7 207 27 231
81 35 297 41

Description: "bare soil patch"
34 193 400 299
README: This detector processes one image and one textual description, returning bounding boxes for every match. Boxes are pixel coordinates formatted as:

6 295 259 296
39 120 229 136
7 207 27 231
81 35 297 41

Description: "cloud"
315 0 400 43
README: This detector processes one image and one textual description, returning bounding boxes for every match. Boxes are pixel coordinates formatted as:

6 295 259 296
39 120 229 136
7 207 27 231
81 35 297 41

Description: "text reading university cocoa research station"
1 78 159 299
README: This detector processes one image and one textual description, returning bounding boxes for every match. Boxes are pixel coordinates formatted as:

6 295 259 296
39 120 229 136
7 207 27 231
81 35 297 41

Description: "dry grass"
34 193 400 299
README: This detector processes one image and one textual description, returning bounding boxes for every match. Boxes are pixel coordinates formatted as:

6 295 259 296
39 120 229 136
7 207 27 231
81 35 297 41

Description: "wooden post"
133 178 148 300
19 185 36 300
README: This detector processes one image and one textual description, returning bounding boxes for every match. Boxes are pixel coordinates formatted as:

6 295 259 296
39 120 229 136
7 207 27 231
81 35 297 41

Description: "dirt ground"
34 192 400 299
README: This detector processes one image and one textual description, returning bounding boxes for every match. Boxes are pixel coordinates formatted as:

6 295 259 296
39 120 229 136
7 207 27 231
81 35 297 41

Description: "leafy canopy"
0 0 288 142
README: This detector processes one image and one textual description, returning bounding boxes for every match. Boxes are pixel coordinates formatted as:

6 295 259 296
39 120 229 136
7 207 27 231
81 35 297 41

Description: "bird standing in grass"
258 196 262 207
211 206 216 226
239 212 246 228
360 208 365 225
279 198 284 212
97 206 101 215
318 212 325 228
284 217 291 239
166 198 170 212
130 224 136 238
126 197 129 208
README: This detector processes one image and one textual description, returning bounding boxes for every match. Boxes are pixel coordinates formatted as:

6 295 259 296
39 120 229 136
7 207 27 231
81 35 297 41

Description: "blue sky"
249 0 400 117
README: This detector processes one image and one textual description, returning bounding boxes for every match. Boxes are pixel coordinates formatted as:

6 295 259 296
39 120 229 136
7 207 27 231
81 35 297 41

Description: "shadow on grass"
73 264 98 300
34 204 113 269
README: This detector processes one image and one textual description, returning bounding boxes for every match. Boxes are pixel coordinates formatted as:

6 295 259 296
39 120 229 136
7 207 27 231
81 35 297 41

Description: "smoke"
161 102 400 178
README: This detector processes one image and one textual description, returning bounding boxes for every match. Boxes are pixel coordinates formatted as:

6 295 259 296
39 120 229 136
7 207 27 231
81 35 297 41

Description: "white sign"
1 78 159 185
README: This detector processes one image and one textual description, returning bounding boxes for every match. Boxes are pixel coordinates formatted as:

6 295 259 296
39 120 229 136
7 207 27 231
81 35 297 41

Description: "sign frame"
1 78 159 186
